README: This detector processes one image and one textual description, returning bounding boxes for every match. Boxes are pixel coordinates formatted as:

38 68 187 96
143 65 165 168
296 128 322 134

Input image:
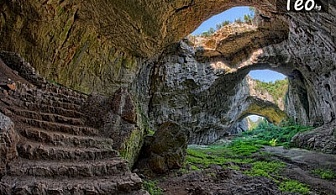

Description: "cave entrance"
247 115 267 130
191 6 255 36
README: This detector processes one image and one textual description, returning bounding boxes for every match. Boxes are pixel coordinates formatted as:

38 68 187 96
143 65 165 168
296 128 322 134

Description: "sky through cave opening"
192 6 255 35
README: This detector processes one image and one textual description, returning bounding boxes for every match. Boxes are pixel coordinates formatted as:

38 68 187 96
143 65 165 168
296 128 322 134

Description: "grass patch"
186 144 254 169
245 161 285 179
279 180 310 194
143 180 163 195
312 168 336 180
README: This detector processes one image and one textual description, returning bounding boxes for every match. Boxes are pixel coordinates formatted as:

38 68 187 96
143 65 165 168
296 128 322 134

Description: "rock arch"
237 96 287 125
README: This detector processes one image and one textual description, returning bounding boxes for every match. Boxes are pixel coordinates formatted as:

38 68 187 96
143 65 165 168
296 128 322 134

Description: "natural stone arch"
237 96 288 125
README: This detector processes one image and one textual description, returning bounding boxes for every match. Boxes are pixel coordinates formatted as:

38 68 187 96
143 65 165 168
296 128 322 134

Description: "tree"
244 14 252 24
234 18 243 24
209 27 215 34
222 20 230 26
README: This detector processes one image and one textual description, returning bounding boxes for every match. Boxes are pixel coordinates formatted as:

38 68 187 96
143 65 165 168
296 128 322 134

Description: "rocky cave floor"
148 145 336 195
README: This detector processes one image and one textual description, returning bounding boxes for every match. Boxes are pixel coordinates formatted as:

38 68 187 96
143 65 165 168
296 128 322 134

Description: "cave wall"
0 0 139 95
283 9 336 126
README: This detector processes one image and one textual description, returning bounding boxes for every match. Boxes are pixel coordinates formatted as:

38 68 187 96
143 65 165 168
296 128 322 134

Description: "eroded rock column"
0 112 19 177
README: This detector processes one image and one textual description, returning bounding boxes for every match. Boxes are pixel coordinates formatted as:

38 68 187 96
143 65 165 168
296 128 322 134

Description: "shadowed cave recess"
0 0 336 194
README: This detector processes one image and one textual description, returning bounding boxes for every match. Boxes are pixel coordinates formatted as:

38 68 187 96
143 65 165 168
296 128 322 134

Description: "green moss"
244 161 285 179
279 180 310 194
312 168 336 180
143 180 163 195
190 165 200 171
119 127 144 167
228 164 240 171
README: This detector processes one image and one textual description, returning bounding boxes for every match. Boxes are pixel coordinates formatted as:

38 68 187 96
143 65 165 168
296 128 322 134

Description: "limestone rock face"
149 41 287 144
0 112 19 177
291 122 336 154
136 122 189 174
81 90 143 167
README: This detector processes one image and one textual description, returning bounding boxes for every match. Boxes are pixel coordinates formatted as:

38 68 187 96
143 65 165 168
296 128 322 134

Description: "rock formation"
0 112 19 177
148 41 288 144
135 122 189 175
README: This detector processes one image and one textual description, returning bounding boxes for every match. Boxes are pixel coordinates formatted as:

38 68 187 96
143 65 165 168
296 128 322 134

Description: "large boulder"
291 122 336 154
0 112 19 177
136 122 189 175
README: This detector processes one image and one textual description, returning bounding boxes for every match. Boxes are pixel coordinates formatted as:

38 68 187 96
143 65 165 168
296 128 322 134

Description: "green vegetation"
185 119 314 194
243 14 253 24
143 180 163 195
216 20 230 30
279 180 310 194
243 119 313 148
200 6 256 37
312 168 336 180
255 79 289 102
245 161 285 179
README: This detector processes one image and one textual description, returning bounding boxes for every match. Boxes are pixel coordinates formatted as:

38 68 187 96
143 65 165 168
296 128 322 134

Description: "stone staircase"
0 80 145 194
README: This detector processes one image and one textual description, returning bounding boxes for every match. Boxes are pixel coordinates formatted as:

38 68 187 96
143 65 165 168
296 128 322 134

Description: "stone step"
43 84 87 99
26 102 85 118
7 107 84 126
19 127 113 148
39 98 82 110
9 92 83 111
42 89 86 105
19 87 85 106
4 97 85 118
17 93 82 109
0 173 143 195
17 117 98 136
17 141 118 161
8 158 128 178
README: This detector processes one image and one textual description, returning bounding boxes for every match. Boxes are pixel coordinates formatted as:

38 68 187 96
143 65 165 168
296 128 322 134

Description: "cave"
0 0 336 194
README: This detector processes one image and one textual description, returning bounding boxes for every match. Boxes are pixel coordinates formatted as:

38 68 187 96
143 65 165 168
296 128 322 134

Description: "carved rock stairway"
0 82 145 194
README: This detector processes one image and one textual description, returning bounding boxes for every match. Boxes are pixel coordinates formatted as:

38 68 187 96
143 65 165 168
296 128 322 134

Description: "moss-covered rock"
135 122 189 175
